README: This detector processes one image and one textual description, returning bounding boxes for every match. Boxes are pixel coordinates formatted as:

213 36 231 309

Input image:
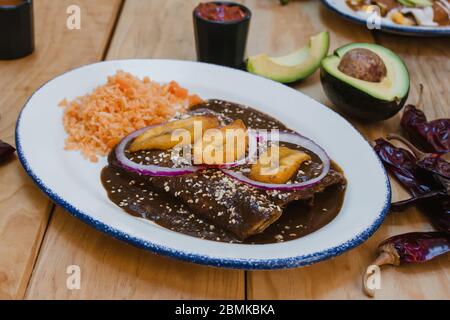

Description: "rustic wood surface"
245 0 450 300
1 0 448 299
0 0 122 299
25 0 244 300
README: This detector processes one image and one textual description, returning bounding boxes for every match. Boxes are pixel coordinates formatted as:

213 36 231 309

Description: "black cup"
193 1 251 69
0 0 34 60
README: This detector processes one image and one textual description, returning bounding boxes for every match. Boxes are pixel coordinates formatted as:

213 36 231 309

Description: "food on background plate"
60 71 202 162
321 43 410 121
102 100 347 244
247 31 330 83
346 0 450 27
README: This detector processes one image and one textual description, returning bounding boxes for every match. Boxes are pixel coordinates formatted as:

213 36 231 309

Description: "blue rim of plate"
15 59 391 270
321 0 450 36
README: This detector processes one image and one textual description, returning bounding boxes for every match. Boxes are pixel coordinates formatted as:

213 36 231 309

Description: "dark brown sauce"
246 184 345 244
102 166 238 243
101 165 345 244
101 100 346 244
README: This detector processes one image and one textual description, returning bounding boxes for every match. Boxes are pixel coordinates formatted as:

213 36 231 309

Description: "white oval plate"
16 59 390 269
322 0 450 36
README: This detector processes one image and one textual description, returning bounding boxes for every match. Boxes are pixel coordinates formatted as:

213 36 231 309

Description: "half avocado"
321 43 410 121
247 31 330 84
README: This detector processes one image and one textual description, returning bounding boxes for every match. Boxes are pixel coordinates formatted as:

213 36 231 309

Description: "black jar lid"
0 0 34 60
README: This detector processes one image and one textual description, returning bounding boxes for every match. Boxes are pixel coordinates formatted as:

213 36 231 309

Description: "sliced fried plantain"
194 119 248 165
128 115 220 152
250 145 311 184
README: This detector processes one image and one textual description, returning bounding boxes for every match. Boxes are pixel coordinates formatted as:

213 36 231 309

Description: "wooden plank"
26 211 244 299
26 0 244 300
248 2 450 299
0 0 122 299
25 0 449 299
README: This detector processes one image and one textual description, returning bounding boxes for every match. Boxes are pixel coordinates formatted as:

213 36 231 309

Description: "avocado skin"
320 68 409 121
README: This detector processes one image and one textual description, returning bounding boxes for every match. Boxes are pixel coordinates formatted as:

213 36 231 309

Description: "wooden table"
0 0 448 300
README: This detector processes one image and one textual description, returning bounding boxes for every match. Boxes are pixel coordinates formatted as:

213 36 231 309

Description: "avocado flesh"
321 43 410 102
247 31 329 83
398 0 432 7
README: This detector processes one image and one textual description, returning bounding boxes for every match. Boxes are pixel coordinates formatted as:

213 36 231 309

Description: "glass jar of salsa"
193 1 251 69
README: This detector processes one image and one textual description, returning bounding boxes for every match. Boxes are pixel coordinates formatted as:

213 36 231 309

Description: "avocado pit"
338 48 387 83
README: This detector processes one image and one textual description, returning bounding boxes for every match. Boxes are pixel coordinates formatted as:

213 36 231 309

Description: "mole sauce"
101 101 346 244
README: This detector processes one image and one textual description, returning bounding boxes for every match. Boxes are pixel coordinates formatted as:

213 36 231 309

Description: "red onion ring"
115 124 202 176
221 131 331 191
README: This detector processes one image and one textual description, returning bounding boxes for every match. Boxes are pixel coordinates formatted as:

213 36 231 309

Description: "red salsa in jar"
195 2 248 22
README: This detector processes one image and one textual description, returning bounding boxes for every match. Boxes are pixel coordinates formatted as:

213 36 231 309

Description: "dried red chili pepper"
373 138 436 196
387 133 450 193
0 140 15 163
391 193 450 232
420 196 450 232
363 232 450 297
369 93 450 297
390 190 444 212
401 104 450 154
374 138 449 232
